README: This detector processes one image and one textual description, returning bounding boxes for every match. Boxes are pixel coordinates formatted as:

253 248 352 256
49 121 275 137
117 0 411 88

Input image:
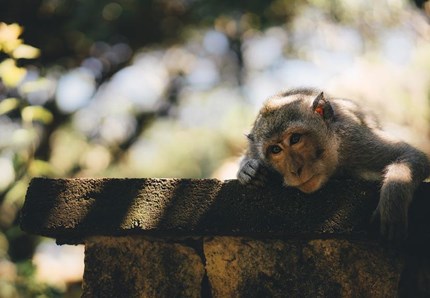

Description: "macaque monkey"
238 88 430 241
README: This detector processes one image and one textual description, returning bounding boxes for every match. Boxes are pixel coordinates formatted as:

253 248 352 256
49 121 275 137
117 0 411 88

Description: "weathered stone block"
82 236 205 298
204 237 403 297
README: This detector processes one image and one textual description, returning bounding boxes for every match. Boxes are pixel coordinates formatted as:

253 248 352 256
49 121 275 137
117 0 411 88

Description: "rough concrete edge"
20 178 430 249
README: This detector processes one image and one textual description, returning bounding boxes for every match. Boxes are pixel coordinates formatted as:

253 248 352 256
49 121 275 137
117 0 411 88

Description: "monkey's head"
248 89 339 193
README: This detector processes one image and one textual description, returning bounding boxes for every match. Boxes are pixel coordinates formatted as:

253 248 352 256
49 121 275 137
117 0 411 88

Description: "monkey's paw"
371 187 410 242
237 158 269 187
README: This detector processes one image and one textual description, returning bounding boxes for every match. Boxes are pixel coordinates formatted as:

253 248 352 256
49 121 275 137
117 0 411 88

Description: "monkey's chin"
295 175 325 194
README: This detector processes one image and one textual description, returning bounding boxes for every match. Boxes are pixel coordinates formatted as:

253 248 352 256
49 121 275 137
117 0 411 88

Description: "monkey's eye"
290 133 302 145
269 145 282 154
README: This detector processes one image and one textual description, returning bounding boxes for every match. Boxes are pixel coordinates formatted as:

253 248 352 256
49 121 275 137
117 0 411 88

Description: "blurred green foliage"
0 1 297 296
0 0 429 297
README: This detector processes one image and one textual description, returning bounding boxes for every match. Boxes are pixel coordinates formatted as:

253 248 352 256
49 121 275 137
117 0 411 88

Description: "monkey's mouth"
295 175 324 193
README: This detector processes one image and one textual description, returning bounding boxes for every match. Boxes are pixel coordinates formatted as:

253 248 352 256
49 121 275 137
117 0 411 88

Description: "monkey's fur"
238 88 430 241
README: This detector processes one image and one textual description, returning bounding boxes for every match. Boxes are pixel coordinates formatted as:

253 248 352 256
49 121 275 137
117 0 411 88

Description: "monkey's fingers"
238 170 252 184
238 159 272 188
238 171 267 188
379 220 408 243
237 159 260 185
371 206 408 242
389 222 407 243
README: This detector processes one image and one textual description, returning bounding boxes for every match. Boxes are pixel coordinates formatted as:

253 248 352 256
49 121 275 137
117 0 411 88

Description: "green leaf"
21 106 53 124
12 44 40 59
3 179 28 210
0 22 23 54
0 59 26 88
20 78 52 94
28 159 57 177
0 98 20 115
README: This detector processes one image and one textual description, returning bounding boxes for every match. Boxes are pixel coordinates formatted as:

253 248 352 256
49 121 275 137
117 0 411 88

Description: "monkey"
237 88 430 241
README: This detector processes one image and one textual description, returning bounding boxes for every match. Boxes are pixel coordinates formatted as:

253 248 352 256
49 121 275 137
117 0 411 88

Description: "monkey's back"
330 98 381 131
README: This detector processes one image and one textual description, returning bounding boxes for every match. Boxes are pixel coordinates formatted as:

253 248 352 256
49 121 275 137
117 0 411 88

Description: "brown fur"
238 88 430 241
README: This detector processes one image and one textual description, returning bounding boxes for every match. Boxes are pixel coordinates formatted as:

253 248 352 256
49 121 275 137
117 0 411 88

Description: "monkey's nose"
291 166 303 177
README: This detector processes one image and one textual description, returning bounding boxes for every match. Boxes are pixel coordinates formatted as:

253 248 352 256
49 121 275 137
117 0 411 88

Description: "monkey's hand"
371 180 413 242
237 158 271 187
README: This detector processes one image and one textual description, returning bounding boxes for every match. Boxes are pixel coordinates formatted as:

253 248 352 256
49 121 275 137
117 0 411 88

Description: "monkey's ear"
312 92 334 121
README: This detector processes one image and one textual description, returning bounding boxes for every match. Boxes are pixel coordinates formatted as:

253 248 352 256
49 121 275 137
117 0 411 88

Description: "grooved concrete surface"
21 178 430 241
20 178 430 297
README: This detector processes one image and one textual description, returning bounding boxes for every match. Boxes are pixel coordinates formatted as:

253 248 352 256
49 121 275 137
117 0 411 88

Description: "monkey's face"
263 127 338 193
251 91 339 193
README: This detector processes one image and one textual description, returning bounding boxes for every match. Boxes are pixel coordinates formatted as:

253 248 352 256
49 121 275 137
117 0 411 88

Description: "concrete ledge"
21 178 430 243
20 178 430 296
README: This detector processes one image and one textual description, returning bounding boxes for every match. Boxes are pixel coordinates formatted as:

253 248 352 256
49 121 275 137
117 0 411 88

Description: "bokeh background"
1 0 430 296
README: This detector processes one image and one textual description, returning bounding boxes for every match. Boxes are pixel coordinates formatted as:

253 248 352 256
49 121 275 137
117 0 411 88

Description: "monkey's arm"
376 144 429 241
343 132 430 241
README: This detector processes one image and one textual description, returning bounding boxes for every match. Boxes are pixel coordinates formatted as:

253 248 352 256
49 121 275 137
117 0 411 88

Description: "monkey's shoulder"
330 98 380 130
